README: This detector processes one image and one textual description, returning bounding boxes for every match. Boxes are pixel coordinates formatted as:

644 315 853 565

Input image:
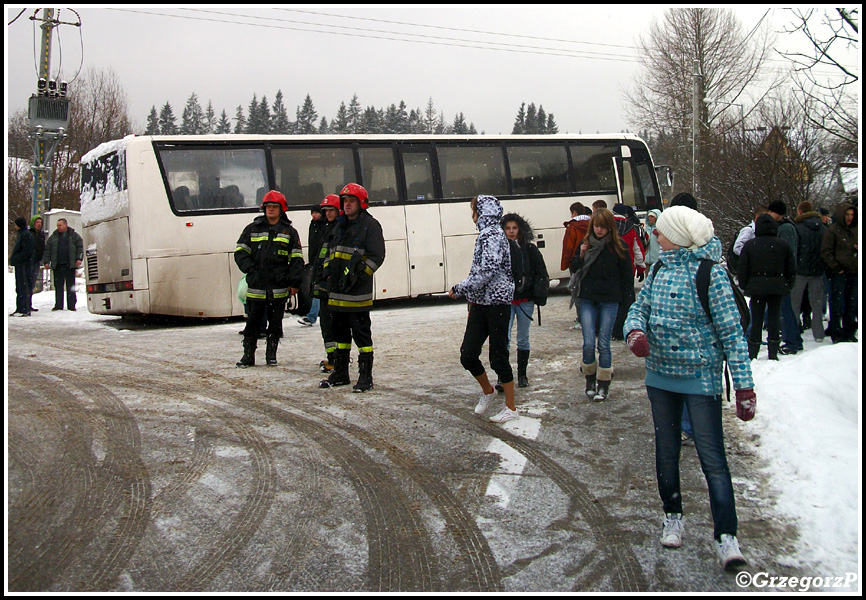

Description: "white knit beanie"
655 206 714 249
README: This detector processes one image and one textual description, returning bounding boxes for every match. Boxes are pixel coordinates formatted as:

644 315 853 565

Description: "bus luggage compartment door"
404 203 445 295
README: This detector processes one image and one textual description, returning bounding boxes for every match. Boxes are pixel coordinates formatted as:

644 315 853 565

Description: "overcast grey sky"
5 6 811 135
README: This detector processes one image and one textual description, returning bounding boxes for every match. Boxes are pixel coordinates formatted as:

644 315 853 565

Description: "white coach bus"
80 134 664 317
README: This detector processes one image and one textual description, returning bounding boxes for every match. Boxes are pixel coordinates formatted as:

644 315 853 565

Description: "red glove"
735 388 756 421
627 330 649 357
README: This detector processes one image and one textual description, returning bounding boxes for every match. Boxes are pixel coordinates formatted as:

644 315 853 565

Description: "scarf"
568 234 608 308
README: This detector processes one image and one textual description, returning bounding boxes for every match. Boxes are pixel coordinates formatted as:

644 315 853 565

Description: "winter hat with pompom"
655 206 714 249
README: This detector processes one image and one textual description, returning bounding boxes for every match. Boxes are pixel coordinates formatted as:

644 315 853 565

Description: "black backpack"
651 259 750 400
508 239 529 299
725 238 740 273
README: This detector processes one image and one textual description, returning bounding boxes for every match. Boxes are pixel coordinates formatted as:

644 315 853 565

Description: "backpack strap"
695 259 713 321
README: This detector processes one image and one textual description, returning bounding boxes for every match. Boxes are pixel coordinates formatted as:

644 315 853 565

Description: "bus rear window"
507 145 570 195
437 146 508 199
570 144 619 193
81 151 125 198
272 147 356 206
158 147 267 212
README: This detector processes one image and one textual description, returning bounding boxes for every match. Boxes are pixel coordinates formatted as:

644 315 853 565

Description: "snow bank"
746 343 860 580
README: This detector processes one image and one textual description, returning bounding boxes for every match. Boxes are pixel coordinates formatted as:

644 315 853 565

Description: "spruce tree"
296 94 318 134
513 102 526 134
347 94 362 134
158 102 178 135
234 105 246 134
525 103 538 134
423 97 438 134
245 94 260 134
215 109 232 134
145 106 160 135
180 93 205 135
318 117 329 134
258 96 271 134
271 90 291 134
546 113 559 134
205 100 216 134
331 101 350 134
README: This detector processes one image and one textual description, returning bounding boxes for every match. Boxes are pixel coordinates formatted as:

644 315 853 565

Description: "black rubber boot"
767 338 781 361
748 341 761 360
236 336 257 368
320 349 351 388
353 352 374 393
265 336 279 366
517 349 530 388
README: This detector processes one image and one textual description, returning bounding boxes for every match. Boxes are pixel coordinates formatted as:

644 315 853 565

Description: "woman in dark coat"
737 214 796 360
570 208 634 401
501 212 549 388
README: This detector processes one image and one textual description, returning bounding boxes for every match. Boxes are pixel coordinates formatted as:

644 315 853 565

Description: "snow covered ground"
6 271 861 590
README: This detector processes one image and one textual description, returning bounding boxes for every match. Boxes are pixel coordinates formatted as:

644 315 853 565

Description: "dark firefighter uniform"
235 195 305 367
320 184 385 391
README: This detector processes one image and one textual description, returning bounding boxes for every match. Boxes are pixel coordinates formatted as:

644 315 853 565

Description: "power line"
104 7 640 63
273 6 639 51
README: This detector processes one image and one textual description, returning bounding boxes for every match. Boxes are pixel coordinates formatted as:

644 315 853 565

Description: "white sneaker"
489 407 519 423
297 317 314 326
714 534 747 569
660 513 684 548
474 389 496 415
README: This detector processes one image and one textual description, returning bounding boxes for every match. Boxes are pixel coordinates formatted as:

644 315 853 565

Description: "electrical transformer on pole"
28 8 73 219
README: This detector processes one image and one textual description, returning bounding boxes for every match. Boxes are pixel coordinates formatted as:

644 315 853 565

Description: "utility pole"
692 59 701 198
28 8 73 219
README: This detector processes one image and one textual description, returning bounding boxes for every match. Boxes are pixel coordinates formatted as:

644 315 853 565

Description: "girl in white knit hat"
624 205 757 570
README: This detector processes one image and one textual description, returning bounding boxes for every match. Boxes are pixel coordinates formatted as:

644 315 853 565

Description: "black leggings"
460 303 513 384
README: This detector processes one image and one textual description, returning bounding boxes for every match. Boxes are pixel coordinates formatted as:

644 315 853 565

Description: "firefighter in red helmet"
234 190 304 367
311 194 343 372
319 183 386 392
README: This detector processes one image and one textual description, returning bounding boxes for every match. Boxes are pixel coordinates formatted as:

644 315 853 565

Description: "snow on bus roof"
81 134 138 164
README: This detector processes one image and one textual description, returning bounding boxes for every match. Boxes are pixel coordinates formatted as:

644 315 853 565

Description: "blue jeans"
15 262 35 314
828 272 858 342
507 301 534 352
579 299 618 369
646 386 737 540
780 294 802 350
305 297 321 323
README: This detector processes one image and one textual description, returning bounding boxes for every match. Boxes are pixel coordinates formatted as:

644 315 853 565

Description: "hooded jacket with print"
625 236 754 396
452 195 514 305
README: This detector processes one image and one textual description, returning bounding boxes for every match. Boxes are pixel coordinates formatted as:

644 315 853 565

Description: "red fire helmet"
339 183 369 210
261 190 288 213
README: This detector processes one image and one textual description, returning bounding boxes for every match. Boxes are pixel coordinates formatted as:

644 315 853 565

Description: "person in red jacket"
562 202 591 326
612 203 646 340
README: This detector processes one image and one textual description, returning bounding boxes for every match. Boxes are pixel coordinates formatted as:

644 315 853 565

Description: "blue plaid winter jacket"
625 237 753 396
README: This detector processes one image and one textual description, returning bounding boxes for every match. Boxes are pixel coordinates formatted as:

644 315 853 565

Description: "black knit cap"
669 192 698 210
15 217 28 229
768 200 787 216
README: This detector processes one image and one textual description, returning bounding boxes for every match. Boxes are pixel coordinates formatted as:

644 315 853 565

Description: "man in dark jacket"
312 194 342 372
43 218 84 311
768 200 802 354
29 215 47 310
738 214 796 360
821 201 858 343
298 205 327 327
320 183 385 392
234 190 305 367
10 217 35 316
792 202 828 342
